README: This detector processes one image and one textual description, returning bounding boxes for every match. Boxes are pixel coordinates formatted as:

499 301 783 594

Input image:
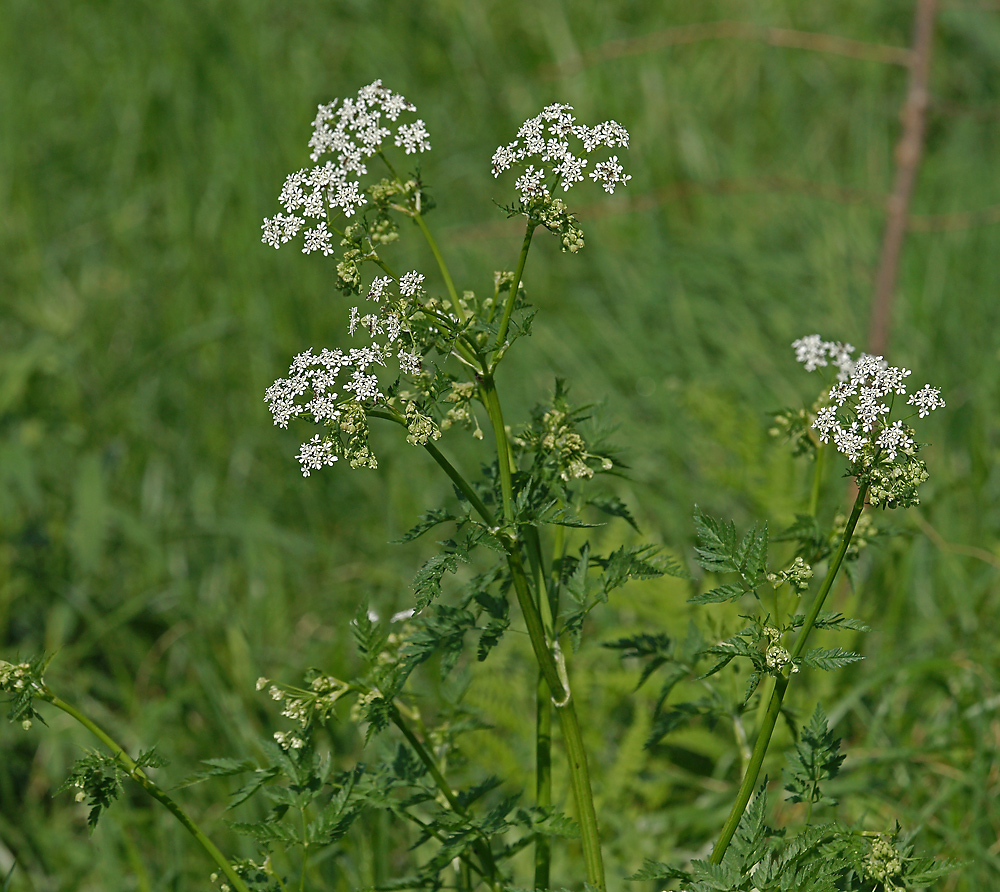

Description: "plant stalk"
709 482 868 863
534 670 553 889
491 223 536 371
481 374 605 889
39 689 251 892
389 704 501 890
412 213 461 310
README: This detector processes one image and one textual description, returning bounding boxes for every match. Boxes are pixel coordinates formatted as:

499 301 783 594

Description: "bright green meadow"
1 1 998 889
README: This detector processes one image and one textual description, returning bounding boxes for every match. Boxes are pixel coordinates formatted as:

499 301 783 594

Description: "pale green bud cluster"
404 401 441 446
0 660 32 694
866 836 904 888
768 556 814 593
257 672 352 751
762 627 799 675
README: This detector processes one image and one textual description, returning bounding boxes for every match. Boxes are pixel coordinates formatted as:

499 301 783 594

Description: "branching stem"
389 704 501 890
710 483 868 863
37 688 251 892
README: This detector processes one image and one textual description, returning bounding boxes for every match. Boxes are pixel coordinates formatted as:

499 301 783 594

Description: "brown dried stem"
867 0 938 355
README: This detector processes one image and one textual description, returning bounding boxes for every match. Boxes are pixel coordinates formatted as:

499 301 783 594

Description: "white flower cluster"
264 270 432 475
261 80 430 254
793 335 945 465
492 103 631 200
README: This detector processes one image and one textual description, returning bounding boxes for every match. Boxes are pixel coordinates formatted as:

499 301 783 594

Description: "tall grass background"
1 0 998 889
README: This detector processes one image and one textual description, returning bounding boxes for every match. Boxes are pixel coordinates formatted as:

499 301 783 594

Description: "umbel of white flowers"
262 82 632 477
491 102 632 198
793 335 945 508
261 79 431 256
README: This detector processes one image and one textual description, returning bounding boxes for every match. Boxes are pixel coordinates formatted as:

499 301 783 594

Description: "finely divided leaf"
798 647 864 672
625 859 690 882
784 704 845 806
693 506 740 574
391 508 457 544
690 507 768 603
413 551 463 612
586 494 641 532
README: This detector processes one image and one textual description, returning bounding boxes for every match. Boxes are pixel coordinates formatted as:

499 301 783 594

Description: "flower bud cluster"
257 673 351 750
866 836 903 885
793 335 944 508
763 626 799 675
767 556 813 593
0 660 31 693
261 80 430 255
514 401 613 483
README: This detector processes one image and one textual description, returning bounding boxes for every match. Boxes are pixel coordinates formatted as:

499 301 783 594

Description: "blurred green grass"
1 0 998 889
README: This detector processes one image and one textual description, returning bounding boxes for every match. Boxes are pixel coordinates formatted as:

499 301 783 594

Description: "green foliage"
783 705 846 807
689 508 768 604
2 1 991 888
58 749 166 832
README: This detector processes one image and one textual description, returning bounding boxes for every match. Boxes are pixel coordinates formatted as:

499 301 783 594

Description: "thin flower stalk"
492 223 536 370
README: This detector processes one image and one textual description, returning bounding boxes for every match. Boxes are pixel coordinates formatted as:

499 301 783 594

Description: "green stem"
39 690 251 892
424 441 495 525
809 444 826 518
366 408 494 523
480 376 605 889
709 483 868 864
373 377 605 886
480 374 515 524
534 669 552 890
389 704 501 890
298 807 308 892
412 213 461 311
491 223 536 372
526 525 554 888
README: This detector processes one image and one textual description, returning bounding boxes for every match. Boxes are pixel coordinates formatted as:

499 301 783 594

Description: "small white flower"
833 422 867 463
828 341 856 380
907 384 945 417
514 165 548 201
855 390 890 432
875 365 911 396
261 213 303 248
589 155 631 193
395 119 431 154
368 276 393 303
554 154 587 190
398 350 421 375
492 143 520 177
278 169 308 211
792 334 829 372
399 271 425 297
346 370 381 403
876 420 914 460
334 181 367 217
302 222 334 255
812 406 839 443
297 434 339 477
